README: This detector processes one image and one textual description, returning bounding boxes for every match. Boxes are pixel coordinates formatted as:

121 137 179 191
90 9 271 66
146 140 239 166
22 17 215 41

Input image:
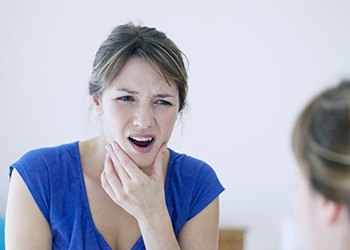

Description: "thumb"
151 143 167 178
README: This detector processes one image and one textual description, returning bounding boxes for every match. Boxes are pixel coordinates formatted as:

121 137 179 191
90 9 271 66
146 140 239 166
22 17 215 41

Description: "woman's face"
95 56 179 169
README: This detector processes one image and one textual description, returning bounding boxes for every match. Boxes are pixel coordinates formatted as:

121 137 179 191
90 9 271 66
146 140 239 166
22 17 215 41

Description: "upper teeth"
131 137 153 142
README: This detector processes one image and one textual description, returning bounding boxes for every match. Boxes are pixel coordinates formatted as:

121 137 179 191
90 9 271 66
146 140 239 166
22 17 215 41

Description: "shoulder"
165 149 224 233
168 148 219 181
14 141 79 163
8 141 82 222
11 141 79 176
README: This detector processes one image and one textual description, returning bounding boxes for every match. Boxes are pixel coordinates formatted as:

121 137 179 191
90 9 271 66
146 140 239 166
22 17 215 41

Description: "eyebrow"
116 88 176 98
116 88 139 95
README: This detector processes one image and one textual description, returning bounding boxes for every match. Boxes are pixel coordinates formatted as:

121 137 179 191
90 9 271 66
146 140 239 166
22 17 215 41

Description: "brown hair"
88 22 188 112
292 79 350 212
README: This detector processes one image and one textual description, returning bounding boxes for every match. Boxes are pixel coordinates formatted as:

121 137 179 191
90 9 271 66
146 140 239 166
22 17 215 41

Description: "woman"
292 79 350 250
5 23 224 250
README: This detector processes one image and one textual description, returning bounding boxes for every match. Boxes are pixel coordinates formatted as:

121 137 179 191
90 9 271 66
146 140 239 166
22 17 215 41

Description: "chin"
137 157 155 168
129 152 156 169
117 139 161 169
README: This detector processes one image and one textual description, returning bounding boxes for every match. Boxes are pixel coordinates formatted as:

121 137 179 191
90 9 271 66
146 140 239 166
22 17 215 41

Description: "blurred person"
292 79 350 250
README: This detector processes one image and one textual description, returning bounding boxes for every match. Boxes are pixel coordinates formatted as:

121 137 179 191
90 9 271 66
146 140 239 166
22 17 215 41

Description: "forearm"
138 208 180 250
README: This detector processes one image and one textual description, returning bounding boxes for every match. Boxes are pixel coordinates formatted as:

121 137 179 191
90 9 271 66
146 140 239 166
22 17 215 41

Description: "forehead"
110 57 178 94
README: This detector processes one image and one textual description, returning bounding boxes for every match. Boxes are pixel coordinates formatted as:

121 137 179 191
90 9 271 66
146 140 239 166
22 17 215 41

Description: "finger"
106 144 131 183
103 152 124 191
151 143 167 177
101 170 119 204
111 142 143 180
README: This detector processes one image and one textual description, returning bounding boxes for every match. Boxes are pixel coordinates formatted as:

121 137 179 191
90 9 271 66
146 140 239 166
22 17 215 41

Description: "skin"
5 56 220 250
292 167 350 250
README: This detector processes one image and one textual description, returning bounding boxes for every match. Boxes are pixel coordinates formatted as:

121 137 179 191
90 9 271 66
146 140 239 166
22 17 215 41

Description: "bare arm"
136 197 220 250
5 169 52 250
178 197 220 250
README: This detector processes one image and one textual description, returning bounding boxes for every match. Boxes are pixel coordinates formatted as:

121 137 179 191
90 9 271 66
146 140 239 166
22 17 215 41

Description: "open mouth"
128 136 155 148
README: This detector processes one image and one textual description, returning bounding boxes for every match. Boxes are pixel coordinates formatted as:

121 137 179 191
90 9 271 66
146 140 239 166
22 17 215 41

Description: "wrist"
137 204 170 229
137 208 180 250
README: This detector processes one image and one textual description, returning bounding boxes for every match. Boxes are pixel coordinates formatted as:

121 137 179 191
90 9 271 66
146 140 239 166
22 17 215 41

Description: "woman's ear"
92 94 103 116
319 196 342 225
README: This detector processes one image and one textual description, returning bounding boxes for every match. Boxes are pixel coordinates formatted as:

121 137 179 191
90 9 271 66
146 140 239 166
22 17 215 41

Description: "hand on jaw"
101 141 168 222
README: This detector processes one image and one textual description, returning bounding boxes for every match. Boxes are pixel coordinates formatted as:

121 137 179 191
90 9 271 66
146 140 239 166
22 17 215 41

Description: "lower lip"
129 140 155 153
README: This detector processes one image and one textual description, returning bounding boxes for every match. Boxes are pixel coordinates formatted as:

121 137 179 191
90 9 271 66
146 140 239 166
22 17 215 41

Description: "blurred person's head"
292 79 350 250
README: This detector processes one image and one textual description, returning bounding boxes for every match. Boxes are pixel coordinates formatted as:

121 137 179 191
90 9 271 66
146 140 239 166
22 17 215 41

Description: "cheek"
102 106 129 138
292 181 306 221
159 112 177 132
103 101 130 123
292 176 316 244
292 170 312 218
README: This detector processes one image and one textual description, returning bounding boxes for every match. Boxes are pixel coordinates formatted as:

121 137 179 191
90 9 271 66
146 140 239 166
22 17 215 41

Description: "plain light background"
0 0 349 249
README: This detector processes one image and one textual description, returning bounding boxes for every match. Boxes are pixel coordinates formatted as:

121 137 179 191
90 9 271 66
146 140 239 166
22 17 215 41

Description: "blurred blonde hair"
292 79 350 212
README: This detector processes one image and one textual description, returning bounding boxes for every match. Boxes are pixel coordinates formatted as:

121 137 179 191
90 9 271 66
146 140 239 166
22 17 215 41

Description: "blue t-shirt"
10 142 224 250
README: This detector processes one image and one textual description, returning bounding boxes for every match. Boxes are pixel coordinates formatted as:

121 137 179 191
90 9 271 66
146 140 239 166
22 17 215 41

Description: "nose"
132 104 155 129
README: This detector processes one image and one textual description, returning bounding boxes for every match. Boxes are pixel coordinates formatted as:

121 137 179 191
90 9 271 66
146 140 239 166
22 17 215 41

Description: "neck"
79 136 107 179
335 207 350 250
314 209 350 250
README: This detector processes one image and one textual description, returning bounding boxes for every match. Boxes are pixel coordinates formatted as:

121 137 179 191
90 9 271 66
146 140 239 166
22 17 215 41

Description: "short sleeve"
187 162 225 220
9 149 51 222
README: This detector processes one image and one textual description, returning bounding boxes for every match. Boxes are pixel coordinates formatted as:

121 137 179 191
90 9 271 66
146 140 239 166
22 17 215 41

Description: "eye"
114 96 134 103
155 100 172 106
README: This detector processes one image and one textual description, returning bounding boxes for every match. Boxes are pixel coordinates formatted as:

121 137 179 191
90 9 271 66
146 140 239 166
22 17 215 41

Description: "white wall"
0 1 349 249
